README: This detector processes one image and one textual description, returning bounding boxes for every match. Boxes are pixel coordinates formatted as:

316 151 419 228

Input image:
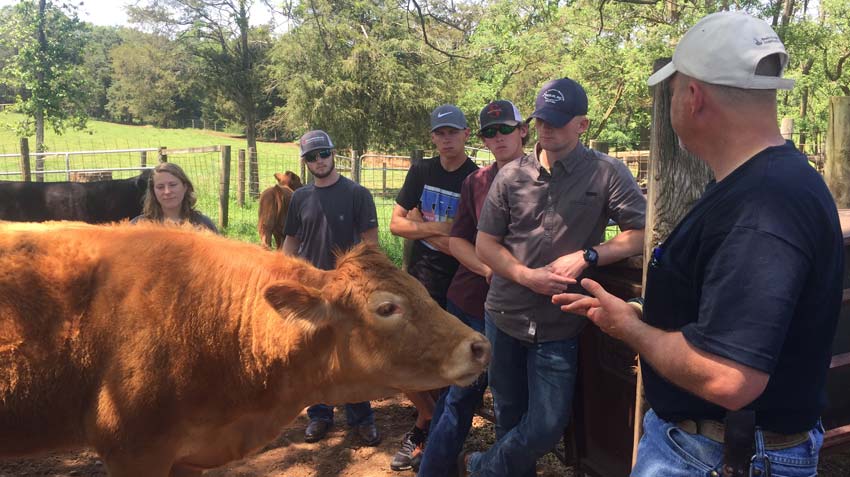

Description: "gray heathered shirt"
477 143 646 343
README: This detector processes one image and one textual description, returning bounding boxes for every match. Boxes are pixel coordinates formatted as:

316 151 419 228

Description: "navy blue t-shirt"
396 156 478 303
283 176 378 270
642 141 843 434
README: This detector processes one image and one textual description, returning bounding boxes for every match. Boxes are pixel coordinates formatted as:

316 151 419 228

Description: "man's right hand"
519 266 576 296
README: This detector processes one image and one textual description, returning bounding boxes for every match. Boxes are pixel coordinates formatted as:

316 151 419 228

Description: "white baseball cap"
647 12 795 90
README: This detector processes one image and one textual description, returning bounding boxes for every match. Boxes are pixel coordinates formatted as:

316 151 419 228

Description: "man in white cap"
554 12 843 477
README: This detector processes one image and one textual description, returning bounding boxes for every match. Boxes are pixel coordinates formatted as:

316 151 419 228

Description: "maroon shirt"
446 163 500 319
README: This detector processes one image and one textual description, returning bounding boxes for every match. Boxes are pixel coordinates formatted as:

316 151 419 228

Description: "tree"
106 31 205 127
129 0 273 198
80 25 126 120
0 0 90 175
268 0 458 155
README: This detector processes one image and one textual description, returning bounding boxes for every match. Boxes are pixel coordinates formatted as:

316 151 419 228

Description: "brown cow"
257 171 303 249
0 221 490 477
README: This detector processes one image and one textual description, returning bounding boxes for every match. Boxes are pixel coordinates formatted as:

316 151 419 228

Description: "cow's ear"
274 172 286 185
264 280 328 319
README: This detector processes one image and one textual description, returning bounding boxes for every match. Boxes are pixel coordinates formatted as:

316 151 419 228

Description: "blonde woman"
131 162 218 233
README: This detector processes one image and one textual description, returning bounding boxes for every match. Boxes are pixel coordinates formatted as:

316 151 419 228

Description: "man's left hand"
547 250 588 280
552 278 639 342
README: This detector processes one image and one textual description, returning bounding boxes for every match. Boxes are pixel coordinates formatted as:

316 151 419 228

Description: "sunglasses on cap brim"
479 124 520 138
304 149 333 163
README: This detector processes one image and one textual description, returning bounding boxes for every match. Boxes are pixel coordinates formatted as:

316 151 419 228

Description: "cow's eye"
376 302 399 317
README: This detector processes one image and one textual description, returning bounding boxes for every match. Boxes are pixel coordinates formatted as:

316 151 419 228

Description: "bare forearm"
476 233 528 284
360 227 379 245
282 235 300 256
390 215 451 241
596 229 645 266
450 237 491 278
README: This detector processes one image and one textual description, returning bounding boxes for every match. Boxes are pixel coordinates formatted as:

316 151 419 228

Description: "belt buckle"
749 453 771 477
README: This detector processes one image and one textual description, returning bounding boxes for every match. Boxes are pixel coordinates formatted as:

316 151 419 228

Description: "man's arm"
450 237 491 281
476 230 573 296
389 204 451 240
282 235 300 256
553 279 768 410
547 229 645 280
360 227 379 245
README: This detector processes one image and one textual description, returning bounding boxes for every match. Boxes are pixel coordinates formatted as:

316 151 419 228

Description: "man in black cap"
389 104 479 471
282 129 381 447
462 79 646 476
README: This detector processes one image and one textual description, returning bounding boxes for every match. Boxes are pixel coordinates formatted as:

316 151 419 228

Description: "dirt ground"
2 393 849 477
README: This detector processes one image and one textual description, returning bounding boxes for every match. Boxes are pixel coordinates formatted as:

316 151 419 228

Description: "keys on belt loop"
749 453 772 477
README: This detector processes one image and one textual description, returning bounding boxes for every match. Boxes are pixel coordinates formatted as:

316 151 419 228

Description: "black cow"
0 170 151 223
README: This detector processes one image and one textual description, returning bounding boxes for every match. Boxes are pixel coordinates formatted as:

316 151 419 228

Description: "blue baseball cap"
530 78 588 128
430 104 468 132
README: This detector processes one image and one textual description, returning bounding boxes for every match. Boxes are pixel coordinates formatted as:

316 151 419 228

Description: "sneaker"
390 426 427 471
304 419 331 443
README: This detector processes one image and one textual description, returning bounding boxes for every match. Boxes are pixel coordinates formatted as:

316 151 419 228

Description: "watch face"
584 248 598 264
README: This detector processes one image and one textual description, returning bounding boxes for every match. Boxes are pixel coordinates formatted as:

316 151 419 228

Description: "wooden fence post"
352 149 362 184
781 117 794 140
249 147 259 200
589 140 609 154
19 137 30 182
139 150 147 168
237 149 246 207
825 96 850 208
219 145 231 230
158 147 168 163
382 162 388 195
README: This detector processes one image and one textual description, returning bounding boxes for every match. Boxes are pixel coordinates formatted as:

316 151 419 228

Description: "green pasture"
0 112 620 265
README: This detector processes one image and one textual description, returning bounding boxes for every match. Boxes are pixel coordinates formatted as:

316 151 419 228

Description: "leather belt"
676 419 810 450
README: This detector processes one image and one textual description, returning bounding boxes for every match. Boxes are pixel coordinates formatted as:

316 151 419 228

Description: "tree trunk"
633 58 714 468
825 96 850 208
34 0 47 181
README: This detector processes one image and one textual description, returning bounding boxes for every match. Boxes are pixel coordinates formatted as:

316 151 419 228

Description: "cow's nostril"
470 339 491 365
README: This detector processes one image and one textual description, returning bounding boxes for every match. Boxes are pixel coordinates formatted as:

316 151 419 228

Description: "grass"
0 112 622 266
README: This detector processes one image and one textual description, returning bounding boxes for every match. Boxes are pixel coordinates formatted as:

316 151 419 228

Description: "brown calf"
257 171 303 249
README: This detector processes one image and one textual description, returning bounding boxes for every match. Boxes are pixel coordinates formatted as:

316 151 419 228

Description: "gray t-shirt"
478 143 646 342
283 175 378 270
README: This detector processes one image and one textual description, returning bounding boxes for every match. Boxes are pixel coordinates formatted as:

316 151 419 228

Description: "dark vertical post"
237 149 246 207
219 145 231 230
352 150 362 184
249 147 259 200
139 150 147 168
19 137 31 182
382 162 388 195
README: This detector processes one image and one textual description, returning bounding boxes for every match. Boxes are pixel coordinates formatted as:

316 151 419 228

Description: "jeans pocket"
762 429 821 477
664 426 723 474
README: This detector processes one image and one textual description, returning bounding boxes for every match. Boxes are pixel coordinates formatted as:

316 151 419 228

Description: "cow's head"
273 171 303 191
263 244 490 403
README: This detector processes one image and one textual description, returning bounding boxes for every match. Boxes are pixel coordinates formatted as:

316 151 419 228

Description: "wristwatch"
583 247 599 267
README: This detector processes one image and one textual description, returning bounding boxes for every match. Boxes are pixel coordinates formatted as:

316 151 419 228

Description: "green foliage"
106 30 205 126
0 0 90 141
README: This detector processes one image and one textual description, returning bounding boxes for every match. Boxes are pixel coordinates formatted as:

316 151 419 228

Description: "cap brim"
430 122 467 132
478 120 520 133
529 109 571 129
300 146 331 157
647 62 677 87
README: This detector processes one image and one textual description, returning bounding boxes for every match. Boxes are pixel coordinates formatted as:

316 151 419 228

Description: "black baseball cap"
530 78 588 128
299 130 334 156
478 100 524 133
430 104 468 132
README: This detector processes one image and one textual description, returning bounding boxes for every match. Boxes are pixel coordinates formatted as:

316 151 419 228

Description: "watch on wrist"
583 247 599 267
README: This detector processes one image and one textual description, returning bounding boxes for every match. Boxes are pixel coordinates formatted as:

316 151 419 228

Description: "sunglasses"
480 124 519 138
304 149 333 163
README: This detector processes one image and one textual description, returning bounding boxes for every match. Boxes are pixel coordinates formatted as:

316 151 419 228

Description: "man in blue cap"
462 79 647 476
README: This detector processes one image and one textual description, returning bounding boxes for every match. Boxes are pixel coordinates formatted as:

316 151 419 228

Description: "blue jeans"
632 409 823 477
467 314 579 477
307 401 374 427
418 300 487 477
